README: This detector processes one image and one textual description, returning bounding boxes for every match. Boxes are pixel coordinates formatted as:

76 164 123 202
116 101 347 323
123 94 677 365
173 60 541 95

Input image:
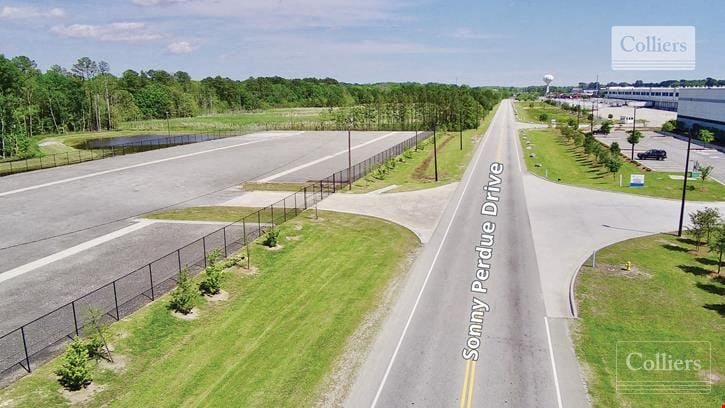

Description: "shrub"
82 307 113 362
263 229 280 247
200 264 223 296
169 268 198 314
661 120 676 133
538 113 549 122
207 248 223 267
567 118 577 128
404 149 413 159
609 142 621 156
55 337 92 391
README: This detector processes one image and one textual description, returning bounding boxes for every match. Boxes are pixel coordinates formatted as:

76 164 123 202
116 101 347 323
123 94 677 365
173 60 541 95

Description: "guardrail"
0 128 434 382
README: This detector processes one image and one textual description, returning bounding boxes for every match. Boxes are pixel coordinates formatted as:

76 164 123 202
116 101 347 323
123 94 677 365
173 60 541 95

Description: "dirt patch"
229 265 258 276
293 224 304 231
61 382 106 405
412 134 456 180
594 263 651 279
172 308 199 320
97 354 128 373
205 290 229 303
701 370 722 384
263 244 284 251
286 235 301 241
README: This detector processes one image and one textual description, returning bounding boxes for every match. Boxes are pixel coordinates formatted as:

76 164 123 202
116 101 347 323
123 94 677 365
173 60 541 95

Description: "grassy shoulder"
0 210 419 407
143 206 262 222
574 233 724 408
241 182 312 192
350 103 499 193
515 101 581 124
520 128 725 201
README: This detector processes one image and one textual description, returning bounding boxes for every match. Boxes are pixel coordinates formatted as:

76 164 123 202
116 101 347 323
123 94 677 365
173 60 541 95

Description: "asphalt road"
596 130 725 183
347 101 564 407
0 130 415 335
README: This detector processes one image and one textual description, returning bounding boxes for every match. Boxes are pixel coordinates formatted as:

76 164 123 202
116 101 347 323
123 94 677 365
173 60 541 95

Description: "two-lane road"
347 101 562 407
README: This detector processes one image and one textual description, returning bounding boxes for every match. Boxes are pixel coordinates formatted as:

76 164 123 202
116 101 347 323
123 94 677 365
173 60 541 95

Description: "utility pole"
677 129 694 236
630 105 638 160
347 117 353 190
433 124 439 182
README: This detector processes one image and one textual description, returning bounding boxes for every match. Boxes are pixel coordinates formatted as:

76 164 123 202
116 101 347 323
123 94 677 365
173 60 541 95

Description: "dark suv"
637 149 667 160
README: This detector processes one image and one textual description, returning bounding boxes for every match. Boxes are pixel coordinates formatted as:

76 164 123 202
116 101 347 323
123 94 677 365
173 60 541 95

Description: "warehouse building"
676 88 725 140
602 86 679 111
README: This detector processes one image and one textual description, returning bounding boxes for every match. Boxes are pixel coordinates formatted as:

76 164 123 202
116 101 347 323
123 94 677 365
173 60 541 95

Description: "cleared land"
351 103 499 193
515 101 582 125
0 210 419 407
574 234 724 408
520 128 725 201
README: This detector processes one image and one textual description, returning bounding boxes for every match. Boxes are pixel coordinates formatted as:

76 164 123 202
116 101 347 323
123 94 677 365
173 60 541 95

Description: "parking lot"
596 130 725 184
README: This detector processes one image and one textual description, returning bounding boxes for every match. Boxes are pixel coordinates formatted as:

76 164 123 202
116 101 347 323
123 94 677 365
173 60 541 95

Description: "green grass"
144 206 262 222
119 108 330 132
574 233 724 408
515 101 581 125
351 103 499 193
0 210 419 407
520 128 725 201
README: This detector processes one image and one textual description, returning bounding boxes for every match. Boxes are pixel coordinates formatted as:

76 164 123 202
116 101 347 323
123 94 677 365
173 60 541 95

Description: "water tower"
543 74 554 95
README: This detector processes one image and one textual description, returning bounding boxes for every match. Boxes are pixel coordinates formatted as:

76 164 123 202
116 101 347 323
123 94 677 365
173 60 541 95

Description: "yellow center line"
459 359 472 408
466 361 477 408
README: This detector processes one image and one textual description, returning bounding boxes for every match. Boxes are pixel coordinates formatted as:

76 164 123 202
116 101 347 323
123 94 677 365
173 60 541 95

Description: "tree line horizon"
0 55 510 160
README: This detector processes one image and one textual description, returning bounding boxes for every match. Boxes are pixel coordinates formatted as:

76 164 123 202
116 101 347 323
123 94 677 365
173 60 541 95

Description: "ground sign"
630 174 645 187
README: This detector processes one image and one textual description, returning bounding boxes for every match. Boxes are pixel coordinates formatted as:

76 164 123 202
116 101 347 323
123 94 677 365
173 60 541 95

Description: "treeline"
0 54 508 159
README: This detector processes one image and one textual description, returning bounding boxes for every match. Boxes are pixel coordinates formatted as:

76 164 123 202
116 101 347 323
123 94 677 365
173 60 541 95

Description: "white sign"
611 26 695 70
630 174 645 187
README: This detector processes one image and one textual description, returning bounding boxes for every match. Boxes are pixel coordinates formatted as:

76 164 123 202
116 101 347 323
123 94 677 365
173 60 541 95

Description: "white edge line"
0 132 303 197
258 132 398 182
369 106 503 408
0 220 153 284
544 316 565 408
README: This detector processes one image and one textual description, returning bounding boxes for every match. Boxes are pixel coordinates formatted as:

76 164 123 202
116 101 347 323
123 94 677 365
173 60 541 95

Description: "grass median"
520 128 725 201
0 210 419 407
350 103 499 193
574 233 724 407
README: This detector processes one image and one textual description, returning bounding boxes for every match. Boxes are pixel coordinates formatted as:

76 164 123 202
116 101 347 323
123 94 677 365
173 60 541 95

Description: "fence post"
271 206 275 227
333 173 336 193
319 181 323 200
20 327 31 373
304 186 308 209
294 193 298 216
243 218 247 245
148 264 155 300
177 250 182 273
223 227 228 257
112 281 120 320
283 199 287 222
71 301 79 336
202 236 207 268
257 211 261 236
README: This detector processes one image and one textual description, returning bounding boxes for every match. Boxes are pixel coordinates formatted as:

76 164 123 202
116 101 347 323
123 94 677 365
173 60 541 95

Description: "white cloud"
451 27 507 40
167 41 196 54
129 0 409 29
132 0 190 6
50 23 163 42
0 6 65 19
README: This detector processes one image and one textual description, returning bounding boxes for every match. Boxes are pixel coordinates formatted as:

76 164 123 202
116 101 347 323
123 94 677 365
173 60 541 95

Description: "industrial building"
602 86 679 111
676 88 725 138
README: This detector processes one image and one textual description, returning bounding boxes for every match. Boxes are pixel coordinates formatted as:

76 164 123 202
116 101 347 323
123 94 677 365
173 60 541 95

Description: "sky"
0 0 723 86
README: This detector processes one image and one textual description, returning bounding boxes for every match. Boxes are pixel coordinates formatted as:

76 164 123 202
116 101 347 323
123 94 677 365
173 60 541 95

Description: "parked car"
637 149 667 160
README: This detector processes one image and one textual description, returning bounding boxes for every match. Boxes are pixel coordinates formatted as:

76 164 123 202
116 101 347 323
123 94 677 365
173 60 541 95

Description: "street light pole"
631 106 638 160
166 111 171 138
677 129 694 236
347 118 353 191
433 124 439 182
